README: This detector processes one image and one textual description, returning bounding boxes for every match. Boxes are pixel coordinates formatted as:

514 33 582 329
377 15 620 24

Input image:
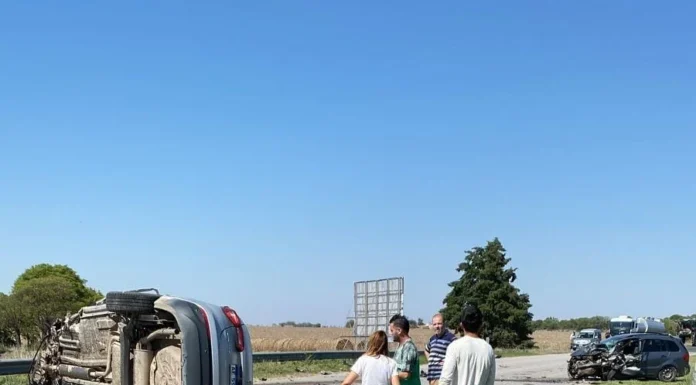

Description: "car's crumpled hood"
570 347 589 357
570 342 605 357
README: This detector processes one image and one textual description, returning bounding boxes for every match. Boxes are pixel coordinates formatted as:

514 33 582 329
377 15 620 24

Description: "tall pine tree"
440 238 535 349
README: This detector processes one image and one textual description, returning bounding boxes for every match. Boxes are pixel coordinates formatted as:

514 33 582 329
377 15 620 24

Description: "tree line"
531 316 612 331
275 321 323 328
532 314 696 334
0 264 102 347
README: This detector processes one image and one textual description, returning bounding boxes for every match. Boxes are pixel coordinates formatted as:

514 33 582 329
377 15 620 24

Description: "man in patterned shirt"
389 315 421 385
425 313 457 385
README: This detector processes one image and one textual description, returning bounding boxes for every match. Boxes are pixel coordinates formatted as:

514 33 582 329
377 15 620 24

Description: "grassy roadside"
255 356 429 380
255 358 354 380
0 375 25 385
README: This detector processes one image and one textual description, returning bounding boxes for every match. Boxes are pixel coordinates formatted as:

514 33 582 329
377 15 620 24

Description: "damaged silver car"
567 333 691 382
27 289 253 385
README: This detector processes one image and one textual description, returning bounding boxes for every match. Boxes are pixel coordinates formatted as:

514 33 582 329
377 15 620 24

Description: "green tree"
0 293 15 345
440 238 534 349
13 276 81 338
664 318 680 335
345 319 355 328
0 292 29 346
12 263 102 307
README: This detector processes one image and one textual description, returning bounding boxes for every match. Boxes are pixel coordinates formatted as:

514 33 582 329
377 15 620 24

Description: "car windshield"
577 332 595 339
598 336 622 352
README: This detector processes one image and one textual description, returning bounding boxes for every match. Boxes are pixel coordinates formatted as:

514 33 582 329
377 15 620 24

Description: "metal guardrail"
256 350 367 362
0 359 31 376
0 350 425 376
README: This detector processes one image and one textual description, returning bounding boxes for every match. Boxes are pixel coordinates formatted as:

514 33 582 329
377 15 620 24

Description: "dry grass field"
248 326 572 354
249 325 434 351
527 329 574 353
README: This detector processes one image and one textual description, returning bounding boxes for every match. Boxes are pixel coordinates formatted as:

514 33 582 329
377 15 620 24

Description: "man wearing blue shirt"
425 313 457 385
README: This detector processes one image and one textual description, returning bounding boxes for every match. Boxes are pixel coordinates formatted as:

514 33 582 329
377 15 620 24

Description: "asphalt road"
263 349 696 385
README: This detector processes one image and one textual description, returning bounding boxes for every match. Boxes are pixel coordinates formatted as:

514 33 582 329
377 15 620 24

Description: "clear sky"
1 1 694 327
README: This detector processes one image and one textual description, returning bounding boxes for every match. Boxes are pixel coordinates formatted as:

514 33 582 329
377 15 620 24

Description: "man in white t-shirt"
438 304 496 385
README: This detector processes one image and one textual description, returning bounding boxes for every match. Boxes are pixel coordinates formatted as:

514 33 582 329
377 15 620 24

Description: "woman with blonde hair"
341 330 400 385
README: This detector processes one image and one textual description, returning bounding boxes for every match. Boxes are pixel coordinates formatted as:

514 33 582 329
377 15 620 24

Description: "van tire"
657 366 677 382
106 291 160 314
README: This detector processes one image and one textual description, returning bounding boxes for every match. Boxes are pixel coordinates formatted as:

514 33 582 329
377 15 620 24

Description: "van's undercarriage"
29 290 184 385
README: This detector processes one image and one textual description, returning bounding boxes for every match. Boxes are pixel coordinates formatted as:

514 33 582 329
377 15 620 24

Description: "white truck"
608 315 635 337
607 315 665 337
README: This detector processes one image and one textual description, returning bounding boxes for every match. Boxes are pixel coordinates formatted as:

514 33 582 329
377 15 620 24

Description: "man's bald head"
432 313 445 335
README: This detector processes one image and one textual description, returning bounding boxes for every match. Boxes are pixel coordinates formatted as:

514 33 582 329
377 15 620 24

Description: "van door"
641 338 668 377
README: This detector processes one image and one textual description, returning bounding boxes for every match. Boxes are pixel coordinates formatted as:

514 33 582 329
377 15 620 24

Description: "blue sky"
1 1 694 326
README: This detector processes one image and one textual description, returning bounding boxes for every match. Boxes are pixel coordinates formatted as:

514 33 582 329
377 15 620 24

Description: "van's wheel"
105 291 160 314
657 366 677 382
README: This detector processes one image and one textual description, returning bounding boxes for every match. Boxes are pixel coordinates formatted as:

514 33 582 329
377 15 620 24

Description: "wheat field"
248 326 571 353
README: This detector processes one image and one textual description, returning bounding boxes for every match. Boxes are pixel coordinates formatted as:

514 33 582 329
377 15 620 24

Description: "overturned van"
28 289 253 385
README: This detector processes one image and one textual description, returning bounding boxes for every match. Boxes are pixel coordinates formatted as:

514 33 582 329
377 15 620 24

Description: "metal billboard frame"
349 277 404 345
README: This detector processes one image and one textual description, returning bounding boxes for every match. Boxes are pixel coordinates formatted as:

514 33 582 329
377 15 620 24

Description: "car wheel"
105 291 160 314
657 366 677 382
567 367 578 380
